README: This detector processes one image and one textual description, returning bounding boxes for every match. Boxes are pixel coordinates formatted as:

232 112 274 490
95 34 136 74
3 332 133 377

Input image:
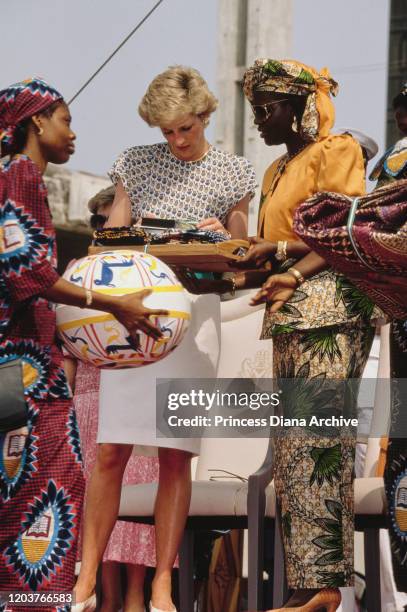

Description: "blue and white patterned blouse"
109 142 257 222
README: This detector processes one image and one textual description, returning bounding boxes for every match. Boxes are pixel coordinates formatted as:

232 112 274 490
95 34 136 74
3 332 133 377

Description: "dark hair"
12 100 65 154
392 92 407 111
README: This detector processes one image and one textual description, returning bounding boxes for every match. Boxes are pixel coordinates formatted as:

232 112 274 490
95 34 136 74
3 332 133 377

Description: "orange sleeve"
316 134 366 197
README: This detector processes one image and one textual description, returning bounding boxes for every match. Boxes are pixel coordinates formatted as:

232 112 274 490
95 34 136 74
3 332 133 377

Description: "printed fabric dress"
259 134 377 589
370 139 407 593
0 156 84 611
97 143 256 454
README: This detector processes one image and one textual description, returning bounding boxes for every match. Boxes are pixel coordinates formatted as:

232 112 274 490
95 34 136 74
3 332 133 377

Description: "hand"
235 236 277 268
111 289 168 340
250 272 297 311
196 217 229 235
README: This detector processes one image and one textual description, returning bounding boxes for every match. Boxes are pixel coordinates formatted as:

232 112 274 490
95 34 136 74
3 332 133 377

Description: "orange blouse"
258 133 365 241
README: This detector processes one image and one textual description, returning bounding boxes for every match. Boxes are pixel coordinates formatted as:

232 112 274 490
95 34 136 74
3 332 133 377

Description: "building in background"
45 167 110 272
214 0 292 233
386 0 407 146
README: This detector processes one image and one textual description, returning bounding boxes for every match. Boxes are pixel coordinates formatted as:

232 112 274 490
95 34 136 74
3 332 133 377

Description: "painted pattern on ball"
56 250 191 368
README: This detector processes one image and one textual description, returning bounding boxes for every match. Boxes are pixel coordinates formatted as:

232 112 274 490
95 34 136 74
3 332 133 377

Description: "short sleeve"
316 134 365 197
109 149 130 189
233 157 257 203
0 161 59 302
108 146 145 200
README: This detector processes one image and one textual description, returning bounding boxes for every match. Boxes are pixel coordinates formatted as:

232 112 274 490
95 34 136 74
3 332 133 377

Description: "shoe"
71 593 97 612
149 602 177 612
267 587 341 611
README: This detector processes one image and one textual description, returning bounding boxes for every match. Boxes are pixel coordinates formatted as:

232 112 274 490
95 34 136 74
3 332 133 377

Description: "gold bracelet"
287 266 305 286
83 289 93 307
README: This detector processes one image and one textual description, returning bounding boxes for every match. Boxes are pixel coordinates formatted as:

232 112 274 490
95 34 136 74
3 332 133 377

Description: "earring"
291 116 298 133
38 127 44 136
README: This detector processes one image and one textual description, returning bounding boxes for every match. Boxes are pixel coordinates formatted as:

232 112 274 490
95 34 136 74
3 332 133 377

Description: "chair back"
196 292 272 481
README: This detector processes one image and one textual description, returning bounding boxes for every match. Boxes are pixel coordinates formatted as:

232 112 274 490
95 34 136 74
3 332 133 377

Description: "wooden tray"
88 240 250 272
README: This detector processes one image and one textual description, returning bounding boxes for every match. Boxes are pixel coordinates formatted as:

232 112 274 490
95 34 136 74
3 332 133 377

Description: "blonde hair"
138 66 218 127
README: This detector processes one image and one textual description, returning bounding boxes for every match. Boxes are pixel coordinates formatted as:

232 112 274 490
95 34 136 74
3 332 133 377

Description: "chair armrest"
248 436 273 490
221 291 265 322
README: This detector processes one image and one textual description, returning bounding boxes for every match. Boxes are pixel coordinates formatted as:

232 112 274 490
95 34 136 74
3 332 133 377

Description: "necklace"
262 141 312 205
169 143 212 163
184 144 212 164
287 141 310 161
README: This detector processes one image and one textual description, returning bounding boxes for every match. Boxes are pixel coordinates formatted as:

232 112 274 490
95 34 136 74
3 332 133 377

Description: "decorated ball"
56 250 191 368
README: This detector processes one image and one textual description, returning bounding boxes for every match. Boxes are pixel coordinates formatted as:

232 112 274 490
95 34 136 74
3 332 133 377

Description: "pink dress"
74 360 159 566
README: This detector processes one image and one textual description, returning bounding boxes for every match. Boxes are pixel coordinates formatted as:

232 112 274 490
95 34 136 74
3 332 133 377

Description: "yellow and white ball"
56 250 191 368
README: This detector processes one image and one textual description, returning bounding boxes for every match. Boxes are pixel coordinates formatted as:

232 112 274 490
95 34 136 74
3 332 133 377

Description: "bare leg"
75 443 133 602
151 448 192 611
123 564 146 612
100 561 122 612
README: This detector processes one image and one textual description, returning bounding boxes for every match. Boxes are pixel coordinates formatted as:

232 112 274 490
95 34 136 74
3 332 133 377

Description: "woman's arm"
224 194 250 238
105 179 132 227
196 194 250 239
42 278 167 339
64 357 77 393
236 236 311 268
250 251 327 308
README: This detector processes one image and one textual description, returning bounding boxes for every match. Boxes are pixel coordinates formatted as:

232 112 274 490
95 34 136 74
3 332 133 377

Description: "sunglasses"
250 99 289 124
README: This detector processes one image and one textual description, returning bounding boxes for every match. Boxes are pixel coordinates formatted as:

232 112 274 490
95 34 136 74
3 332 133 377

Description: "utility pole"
215 0 292 232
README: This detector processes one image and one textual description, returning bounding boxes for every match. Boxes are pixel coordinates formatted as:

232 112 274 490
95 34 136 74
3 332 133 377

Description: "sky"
2 0 390 179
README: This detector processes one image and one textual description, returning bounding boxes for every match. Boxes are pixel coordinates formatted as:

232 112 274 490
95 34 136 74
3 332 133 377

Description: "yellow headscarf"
243 58 338 141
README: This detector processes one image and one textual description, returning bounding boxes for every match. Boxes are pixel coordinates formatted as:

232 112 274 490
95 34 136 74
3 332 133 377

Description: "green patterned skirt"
272 319 374 588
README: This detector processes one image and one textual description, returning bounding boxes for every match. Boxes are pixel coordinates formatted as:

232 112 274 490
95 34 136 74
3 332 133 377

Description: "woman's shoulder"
116 142 168 163
306 133 364 177
210 147 255 173
312 132 362 156
1 155 43 188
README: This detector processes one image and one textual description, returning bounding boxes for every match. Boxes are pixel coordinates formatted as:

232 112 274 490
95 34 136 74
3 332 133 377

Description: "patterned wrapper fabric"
0 155 84 611
242 58 338 142
0 77 62 156
293 180 407 319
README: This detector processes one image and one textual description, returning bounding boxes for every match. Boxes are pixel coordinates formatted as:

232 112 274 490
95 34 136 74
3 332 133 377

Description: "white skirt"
97 293 220 456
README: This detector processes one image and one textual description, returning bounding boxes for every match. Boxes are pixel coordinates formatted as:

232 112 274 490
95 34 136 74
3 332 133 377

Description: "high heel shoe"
267 587 341 611
149 602 177 612
71 593 97 612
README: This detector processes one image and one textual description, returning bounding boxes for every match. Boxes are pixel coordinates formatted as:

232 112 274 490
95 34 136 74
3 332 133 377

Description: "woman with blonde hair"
74 66 256 612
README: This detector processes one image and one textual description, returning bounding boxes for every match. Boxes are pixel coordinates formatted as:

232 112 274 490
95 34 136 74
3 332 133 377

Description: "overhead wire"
68 0 165 105
332 58 407 75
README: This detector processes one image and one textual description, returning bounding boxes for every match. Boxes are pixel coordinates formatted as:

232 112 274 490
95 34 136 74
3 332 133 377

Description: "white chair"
352 324 391 612
118 292 276 611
